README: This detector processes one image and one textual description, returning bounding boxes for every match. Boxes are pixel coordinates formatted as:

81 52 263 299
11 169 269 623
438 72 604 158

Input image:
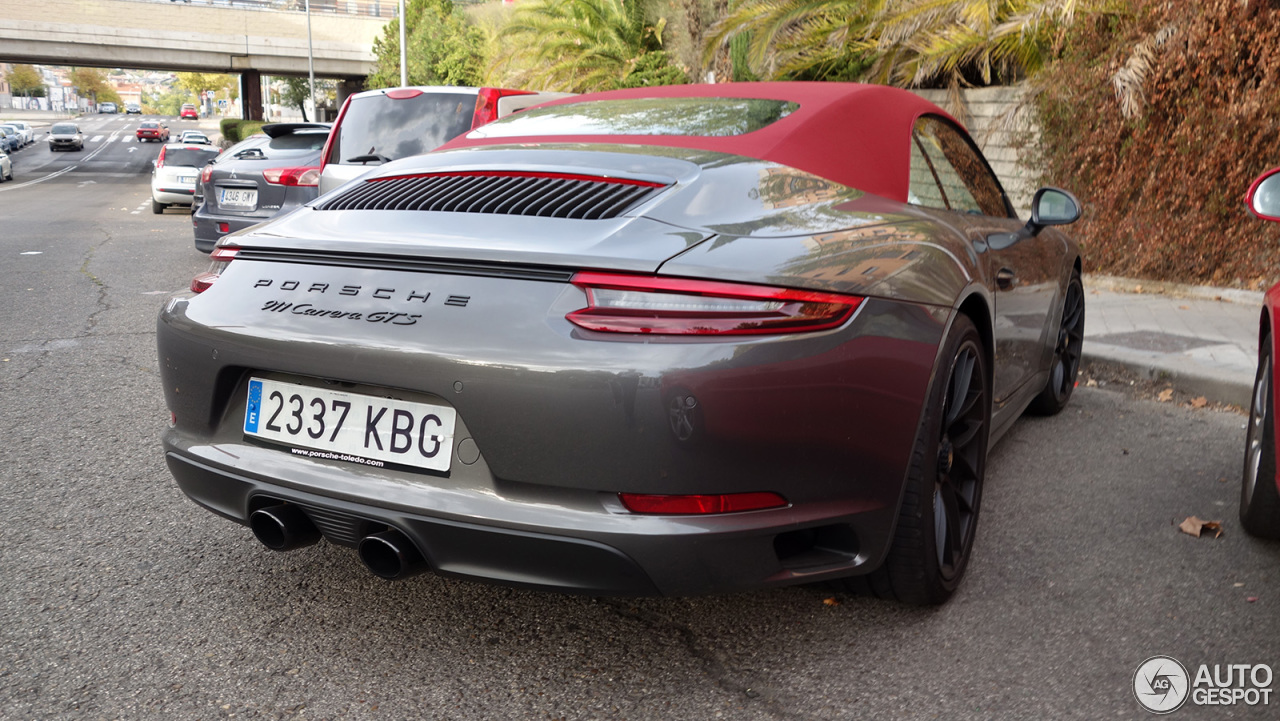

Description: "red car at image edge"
1242 166 1280 537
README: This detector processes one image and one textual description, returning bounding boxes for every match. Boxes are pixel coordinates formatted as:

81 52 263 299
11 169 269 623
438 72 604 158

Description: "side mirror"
988 187 1082 251
1029 187 1081 229
1247 168 1280 222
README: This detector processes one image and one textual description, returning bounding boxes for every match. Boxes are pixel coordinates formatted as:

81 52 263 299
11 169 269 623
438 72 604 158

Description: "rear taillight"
263 167 320 186
190 245 239 293
567 273 862 336
618 492 788 515
155 146 166 169
472 87 535 128
200 164 214 183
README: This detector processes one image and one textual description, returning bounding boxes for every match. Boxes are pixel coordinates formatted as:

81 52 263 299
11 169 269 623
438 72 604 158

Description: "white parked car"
178 130 212 145
0 150 12 182
151 143 221 214
7 121 35 145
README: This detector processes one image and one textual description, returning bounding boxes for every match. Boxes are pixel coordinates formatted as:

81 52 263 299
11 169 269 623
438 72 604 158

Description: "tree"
367 0 486 89
705 0 1119 89
278 77 337 122
175 72 239 103
496 0 686 92
68 68 121 105
5 64 45 97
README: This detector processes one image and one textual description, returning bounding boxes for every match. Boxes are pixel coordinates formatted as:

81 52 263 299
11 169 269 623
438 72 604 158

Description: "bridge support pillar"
240 70 263 121
337 78 362 110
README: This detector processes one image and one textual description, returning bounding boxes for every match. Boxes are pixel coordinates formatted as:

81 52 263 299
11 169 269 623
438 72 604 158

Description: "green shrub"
218 119 268 144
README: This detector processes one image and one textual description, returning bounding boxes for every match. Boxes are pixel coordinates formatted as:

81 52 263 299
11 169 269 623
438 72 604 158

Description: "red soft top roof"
438 82 959 203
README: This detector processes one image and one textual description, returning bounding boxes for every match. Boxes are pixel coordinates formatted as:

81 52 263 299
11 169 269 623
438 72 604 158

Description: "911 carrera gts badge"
259 300 421 325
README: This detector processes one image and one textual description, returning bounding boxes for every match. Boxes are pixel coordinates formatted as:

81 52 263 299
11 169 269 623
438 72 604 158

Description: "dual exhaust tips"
248 503 427 580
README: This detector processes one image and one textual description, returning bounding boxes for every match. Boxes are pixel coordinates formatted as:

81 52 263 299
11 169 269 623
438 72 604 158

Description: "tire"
839 314 991 605
151 198 166 214
1028 271 1085 415
1241 336 1280 538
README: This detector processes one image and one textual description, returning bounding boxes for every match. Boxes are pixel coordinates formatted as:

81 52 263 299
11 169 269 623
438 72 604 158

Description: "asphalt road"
1 129 1278 719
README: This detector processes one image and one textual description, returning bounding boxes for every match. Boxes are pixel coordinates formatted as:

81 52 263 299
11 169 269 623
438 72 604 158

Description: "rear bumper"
165 442 899 596
155 188 196 205
192 208 262 253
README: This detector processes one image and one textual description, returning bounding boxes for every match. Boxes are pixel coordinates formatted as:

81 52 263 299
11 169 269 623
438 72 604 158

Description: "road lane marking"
90 135 103 142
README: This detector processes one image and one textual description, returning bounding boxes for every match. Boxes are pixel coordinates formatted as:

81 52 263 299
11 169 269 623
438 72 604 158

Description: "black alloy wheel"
839 314 990 605
1030 272 1085 415
1241 336 1280 538
934 336 986 582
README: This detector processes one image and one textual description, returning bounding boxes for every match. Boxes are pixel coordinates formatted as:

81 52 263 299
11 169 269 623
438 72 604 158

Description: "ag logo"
1134 656 1190 714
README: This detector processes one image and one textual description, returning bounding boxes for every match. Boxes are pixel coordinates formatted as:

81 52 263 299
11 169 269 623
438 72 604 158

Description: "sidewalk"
1083 275 1262 407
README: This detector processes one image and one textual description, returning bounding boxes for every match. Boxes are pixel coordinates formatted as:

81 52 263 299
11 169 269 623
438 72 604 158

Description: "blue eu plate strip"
245 379 263 433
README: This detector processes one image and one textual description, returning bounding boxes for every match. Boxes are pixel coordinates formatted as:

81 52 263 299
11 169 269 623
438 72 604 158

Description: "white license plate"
244 378 456 473
178 175 197 185
219 188 257 208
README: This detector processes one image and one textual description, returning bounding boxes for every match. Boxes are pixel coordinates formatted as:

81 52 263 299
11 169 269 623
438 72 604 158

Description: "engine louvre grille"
316 171 666 220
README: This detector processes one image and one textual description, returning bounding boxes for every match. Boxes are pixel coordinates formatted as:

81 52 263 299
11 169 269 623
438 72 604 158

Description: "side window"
908 137 948 209
913 116 1010 217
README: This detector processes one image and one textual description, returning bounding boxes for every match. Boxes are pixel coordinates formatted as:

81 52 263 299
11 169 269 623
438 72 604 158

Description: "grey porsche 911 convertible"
158 82 1083 604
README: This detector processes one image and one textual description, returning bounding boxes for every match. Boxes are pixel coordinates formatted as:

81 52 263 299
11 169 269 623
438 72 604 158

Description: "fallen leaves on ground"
1179 516 1224 538
822 597 840 607
1158 388 1175 402
1190 396 1209 408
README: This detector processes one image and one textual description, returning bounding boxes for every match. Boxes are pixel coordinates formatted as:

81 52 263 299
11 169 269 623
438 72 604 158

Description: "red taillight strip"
567 272 862 336
618 492 788 515
210 246 239 262
367 170 667 188
191 246 240 294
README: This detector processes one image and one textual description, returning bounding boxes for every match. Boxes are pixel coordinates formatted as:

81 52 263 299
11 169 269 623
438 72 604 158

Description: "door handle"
996 267 1017 290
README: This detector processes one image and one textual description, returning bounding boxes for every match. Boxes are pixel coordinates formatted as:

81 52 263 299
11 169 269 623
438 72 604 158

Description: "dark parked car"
1242 167 1280 538
191 122 330 253
159 83 1083 604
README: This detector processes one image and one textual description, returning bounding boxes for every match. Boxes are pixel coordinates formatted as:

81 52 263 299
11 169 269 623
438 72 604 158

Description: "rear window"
328 91 476 165
165 148 221 167
467 98 800 139
141 122 159 129
51 124 78 134
267 131 328 155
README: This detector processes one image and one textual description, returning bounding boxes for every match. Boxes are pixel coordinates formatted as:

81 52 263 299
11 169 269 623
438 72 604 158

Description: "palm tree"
496 0 672 92
706 0 1120 89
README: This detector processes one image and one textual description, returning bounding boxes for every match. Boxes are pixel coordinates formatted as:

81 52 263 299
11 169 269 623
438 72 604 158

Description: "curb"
1082 342 1254 408
1085 274 1264 306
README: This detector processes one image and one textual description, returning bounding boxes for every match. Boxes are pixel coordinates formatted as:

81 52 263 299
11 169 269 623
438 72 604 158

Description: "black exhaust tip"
357 530 427 580
250 503 321 551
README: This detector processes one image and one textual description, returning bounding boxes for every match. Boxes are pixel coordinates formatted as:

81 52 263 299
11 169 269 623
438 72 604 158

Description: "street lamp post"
399 0 407 87
305 0 316 120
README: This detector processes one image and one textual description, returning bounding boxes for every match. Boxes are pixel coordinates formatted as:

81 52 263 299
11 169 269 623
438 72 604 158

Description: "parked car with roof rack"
317 86 572 194
192 122 330 253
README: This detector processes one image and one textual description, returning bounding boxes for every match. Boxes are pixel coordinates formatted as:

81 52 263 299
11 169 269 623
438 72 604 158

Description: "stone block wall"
912 86 1040 218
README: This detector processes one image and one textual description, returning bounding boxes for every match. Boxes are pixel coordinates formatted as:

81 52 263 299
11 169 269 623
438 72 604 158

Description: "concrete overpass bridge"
0 0 392 118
